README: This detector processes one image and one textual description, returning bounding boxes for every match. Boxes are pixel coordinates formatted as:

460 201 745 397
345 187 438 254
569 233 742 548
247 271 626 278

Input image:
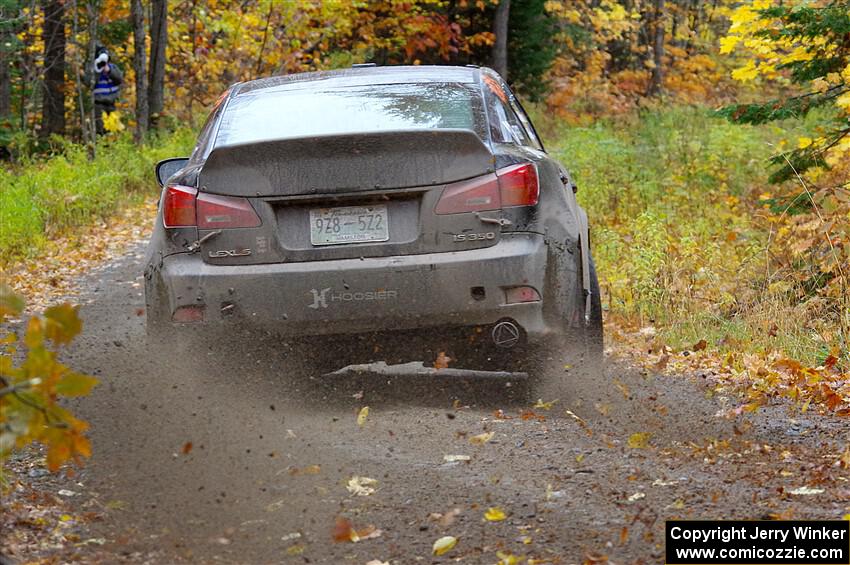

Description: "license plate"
309 205 389 246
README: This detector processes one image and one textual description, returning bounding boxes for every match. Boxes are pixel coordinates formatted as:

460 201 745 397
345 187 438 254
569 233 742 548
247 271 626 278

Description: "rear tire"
578 256 604 368
530 253 604 401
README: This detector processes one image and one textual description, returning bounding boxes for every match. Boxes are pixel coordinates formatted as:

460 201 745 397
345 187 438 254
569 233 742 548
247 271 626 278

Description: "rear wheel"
577 256 604 367
529 253 604 400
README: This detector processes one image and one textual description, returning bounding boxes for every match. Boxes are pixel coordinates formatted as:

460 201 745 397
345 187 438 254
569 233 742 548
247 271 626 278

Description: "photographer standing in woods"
90 45 123 134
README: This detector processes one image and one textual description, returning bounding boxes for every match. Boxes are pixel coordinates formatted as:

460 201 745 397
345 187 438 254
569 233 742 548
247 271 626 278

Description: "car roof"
235 65 483 96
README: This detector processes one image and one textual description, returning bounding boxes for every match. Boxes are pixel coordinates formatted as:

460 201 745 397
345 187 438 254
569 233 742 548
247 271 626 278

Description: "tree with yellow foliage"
719 0 850 183
720 0 849 361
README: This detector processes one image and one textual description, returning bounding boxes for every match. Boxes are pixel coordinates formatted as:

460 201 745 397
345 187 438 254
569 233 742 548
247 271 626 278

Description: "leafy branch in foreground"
719 0 850 182
0 285 97 471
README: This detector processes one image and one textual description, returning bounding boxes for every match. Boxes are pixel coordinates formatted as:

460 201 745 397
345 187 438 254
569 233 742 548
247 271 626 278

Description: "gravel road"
8 244 848 564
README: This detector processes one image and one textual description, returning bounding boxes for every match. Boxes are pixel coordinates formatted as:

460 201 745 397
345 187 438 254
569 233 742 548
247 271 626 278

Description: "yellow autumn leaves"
722 0 820 82
102 111 125 133
430 507 509 557
0 288 98 471
721 1 850 167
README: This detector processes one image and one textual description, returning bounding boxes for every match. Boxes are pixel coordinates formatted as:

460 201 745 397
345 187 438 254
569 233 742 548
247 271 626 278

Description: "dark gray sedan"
145 65 601 379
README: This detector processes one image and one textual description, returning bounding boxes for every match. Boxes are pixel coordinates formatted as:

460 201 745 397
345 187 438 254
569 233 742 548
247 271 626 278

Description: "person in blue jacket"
90 45 123 134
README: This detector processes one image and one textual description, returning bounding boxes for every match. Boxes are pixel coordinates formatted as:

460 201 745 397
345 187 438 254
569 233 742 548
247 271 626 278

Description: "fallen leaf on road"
470 431 494 444
81 538 107 545
286 544 305 555
520 409 546 421
788 486 824 495
347 476 378 496
565 410 593 435
435 351 451 369
627 492 645 502
266 499 287 512
288 464 321 476
181 442 193 455
357 406 369 427
584 552 609 564
353 528 382 542
332 517 382 542
627 432 652 449
837 446 850 468
496 550 521 564
534 398 559 410
484 507 507 521
429 508 461 527
546 483 565 501
432 535 458 556
614 379 630 399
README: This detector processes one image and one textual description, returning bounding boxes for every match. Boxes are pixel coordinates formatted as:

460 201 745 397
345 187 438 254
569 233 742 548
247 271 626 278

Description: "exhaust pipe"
491 320 521 349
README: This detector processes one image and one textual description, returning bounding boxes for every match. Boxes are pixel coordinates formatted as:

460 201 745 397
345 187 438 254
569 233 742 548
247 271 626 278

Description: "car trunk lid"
198 129 494 197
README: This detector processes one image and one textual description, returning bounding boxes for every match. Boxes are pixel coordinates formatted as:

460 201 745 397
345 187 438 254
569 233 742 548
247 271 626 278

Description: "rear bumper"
150 233 567 341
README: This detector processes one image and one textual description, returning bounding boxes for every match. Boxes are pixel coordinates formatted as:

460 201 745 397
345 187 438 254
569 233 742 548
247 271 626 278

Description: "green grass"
544 105 831 363
0 130 195 265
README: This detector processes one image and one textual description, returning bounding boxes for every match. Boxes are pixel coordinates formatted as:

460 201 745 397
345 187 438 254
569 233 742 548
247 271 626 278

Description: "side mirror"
155 157 190 188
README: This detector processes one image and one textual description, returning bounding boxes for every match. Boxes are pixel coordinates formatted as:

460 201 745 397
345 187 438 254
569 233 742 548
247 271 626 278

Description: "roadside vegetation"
550 107 829 362
0 130 194 265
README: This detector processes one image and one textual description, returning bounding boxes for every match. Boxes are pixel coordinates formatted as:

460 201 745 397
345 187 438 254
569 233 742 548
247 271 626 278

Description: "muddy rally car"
144 65 601 380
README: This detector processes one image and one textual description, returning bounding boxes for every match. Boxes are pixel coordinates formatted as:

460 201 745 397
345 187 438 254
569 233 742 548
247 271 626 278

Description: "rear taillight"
498 163 539 207
435 163 539 215
162 185 261 229
197 193 261 229
434 173 500 215
163 185 198 227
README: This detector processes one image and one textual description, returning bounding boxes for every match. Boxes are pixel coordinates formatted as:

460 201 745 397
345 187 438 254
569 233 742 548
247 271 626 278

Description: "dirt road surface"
4 245 849 564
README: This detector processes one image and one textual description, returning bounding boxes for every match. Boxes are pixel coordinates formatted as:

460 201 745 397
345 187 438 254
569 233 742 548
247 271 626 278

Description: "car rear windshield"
213 82 486 148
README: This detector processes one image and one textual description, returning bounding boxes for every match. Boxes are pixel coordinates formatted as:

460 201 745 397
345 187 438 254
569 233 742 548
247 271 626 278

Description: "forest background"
1 0 849 469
